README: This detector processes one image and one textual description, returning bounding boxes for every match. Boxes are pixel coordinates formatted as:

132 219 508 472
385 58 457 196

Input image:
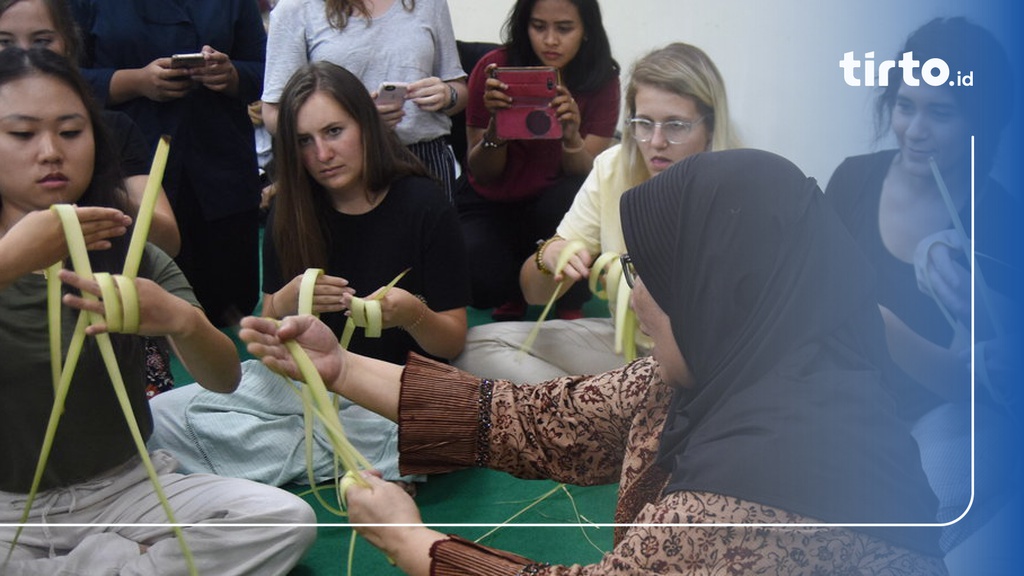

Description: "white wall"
446 0 1019 187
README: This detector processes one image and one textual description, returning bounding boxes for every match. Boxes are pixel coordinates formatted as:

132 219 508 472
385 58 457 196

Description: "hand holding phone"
374 82 408 106
490 67 562 140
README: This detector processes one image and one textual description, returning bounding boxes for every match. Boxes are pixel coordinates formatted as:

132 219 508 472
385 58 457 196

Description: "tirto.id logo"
840 51 973 87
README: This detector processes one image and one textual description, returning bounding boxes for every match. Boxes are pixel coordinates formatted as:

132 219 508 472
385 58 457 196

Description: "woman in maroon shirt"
457 0 620 320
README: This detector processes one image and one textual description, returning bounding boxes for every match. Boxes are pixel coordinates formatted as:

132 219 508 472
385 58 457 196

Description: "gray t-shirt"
0 246 198 492
264 0 465 145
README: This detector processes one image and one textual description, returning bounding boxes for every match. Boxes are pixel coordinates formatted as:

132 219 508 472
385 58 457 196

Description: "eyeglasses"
620 253 637 289
628 116 705 144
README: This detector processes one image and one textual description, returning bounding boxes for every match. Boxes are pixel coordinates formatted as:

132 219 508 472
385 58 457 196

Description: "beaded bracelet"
402 294 429 331
534 236 562 276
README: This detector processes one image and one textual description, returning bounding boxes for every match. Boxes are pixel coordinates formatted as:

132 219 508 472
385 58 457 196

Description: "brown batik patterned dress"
397 354 948 576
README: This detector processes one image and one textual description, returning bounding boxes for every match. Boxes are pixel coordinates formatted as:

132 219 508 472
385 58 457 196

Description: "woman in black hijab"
239 149 946 574
624 149 941 551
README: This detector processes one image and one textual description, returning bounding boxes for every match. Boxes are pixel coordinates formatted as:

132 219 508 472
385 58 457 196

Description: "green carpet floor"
287 470 616 575
168 301 618 574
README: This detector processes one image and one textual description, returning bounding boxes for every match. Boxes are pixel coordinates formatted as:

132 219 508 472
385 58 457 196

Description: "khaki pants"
0 450 316 576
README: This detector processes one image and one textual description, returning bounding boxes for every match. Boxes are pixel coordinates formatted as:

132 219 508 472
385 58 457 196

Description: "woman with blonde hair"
454 42 740 383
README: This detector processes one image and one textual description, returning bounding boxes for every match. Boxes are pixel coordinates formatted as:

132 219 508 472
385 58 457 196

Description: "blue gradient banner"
819 1 1022 573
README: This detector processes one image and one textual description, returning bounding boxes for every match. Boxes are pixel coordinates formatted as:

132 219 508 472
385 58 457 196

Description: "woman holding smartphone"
459 0 620 321
70 0 268 329
261 0 468 201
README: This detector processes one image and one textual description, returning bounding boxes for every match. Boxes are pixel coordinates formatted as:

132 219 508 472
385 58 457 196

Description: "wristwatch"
442 83 459 112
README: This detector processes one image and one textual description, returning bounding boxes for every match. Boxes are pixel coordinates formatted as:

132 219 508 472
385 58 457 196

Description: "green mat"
168 297 617 573
288 470 616 574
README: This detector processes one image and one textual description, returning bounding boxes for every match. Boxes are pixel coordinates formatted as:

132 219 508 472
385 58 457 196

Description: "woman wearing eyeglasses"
453 43 740 383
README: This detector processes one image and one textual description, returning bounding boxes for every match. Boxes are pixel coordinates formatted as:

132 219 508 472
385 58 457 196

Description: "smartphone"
170 53 206 69
491 67 562 140
374 81 408 106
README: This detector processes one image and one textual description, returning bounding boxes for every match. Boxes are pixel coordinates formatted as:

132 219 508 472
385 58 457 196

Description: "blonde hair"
620 43 740 183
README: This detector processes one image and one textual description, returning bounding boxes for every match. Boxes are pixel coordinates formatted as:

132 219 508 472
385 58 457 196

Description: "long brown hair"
272 61 429 280
324 0 415 29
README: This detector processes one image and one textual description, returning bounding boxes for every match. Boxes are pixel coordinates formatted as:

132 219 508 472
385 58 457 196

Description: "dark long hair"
875 17 1012 176
0 0 83 62
502 0 618 93
272 61 429 280
0 47 128 272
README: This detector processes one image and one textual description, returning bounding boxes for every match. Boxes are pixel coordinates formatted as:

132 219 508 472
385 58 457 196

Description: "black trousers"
172 179 260 328
456 175 590 310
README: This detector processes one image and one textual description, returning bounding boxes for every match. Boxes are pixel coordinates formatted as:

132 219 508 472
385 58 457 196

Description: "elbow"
432 322 468 361
161 226 182 258
520 272 552 306
262 102 279 136
521 280 552 306
445 339 467 361
219 364 243 394
436 332 467 361
228 363 242 392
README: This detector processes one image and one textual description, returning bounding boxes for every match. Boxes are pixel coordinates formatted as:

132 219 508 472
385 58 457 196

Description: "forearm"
466 123 507 185
261 288 296 319
519 253 566 305
332 349 404 422
145 214 181 258
405 307 468 360
0 244 30 291
560 135 606 176
124 176 180 257
107 68 146 106
880 305 969 404
168 307 241 393
378 528 448 576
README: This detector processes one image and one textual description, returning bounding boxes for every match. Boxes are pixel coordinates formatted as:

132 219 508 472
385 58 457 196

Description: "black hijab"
620 149 941 555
